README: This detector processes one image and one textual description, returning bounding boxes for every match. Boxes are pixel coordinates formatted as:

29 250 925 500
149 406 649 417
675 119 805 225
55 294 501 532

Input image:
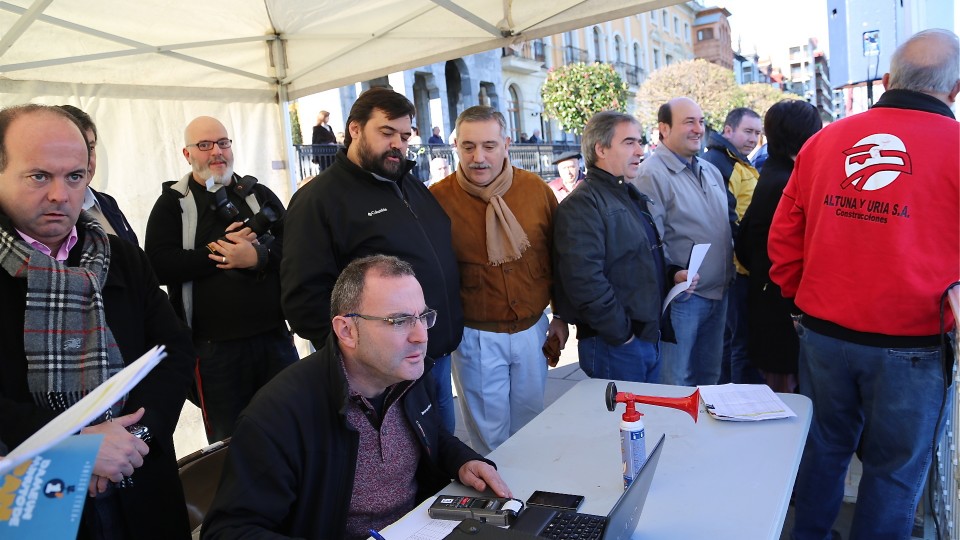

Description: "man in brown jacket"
430 106 567 454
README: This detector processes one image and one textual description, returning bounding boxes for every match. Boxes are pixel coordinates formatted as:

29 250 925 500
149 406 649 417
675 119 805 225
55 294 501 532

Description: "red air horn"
604 382 700 423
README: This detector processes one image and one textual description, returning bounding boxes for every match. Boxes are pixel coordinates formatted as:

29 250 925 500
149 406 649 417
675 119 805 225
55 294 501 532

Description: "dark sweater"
145 177 287 341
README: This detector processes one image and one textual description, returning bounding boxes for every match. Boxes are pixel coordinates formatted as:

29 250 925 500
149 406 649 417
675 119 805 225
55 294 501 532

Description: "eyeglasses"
187 138 232 151
345 309 437 331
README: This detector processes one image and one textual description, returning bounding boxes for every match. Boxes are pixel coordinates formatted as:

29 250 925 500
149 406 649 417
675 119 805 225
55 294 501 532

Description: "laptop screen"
603 433 665 540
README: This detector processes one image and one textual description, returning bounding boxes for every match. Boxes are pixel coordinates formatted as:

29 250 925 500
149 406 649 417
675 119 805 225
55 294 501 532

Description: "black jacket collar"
873 89 956 119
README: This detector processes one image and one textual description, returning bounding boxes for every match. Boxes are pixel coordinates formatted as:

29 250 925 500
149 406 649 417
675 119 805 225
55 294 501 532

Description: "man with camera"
145 115 298 443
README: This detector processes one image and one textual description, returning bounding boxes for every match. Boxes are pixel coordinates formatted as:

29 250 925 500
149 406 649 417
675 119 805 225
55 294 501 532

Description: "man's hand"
207 222 260 269
675 270 700 295
547 317 569 350
81 408 150 496
458 460 512 498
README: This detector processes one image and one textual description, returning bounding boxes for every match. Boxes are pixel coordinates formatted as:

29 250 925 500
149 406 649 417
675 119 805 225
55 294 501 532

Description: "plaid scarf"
0 213 124 415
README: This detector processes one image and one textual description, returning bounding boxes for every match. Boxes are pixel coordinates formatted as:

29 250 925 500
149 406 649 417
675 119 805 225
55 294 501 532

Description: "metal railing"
562 45 588 64
294 143 581 183
614 61 642 86
502 40 546 63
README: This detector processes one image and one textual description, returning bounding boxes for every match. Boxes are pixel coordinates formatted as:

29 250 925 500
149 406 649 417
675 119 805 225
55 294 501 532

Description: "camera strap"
170 173 261 326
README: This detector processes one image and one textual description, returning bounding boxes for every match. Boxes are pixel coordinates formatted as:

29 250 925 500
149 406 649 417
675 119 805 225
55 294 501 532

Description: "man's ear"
182 147 190 163
332 316 358 350
348 120 362 141
722 125 734 137
882 73 890 91
948 79 960 104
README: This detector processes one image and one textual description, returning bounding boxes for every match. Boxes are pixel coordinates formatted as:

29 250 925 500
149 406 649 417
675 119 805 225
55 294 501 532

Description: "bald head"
183 116 234 184
885 29 960 104
657 97 705 158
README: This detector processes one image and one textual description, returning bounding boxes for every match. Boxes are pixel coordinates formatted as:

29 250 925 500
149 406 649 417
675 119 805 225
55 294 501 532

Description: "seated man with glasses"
145 116 298 444
202 254 511 540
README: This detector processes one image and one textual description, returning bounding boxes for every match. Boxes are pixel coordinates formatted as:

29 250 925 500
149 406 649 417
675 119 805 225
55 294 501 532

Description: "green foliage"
635 59 744 132
738 83 790 121
541 62 629 136
289 102 303 146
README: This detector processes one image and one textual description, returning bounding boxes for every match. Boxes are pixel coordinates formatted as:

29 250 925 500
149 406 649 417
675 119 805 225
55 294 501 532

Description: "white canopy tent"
0 0 680 238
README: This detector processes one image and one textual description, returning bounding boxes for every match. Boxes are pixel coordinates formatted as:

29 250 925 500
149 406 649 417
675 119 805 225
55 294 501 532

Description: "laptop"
509 434 665 540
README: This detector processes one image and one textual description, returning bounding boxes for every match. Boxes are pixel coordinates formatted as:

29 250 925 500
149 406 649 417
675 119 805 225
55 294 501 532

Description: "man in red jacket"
769 29 959 540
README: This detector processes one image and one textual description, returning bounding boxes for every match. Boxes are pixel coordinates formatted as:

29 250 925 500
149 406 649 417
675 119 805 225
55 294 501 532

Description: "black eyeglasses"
345 309 437 331
187 138 232 151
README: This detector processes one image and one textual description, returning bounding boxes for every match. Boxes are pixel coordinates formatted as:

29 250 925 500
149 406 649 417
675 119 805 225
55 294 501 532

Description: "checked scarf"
0 214 124 415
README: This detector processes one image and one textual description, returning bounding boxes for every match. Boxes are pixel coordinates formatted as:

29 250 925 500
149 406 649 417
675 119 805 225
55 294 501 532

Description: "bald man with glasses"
145 116 298 443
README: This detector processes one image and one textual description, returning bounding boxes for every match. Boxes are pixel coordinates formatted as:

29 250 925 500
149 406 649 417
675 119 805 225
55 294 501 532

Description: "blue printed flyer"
0 434 103 538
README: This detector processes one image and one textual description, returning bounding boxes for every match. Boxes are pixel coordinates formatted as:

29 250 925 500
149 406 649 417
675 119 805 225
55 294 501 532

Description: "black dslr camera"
209 175 281 248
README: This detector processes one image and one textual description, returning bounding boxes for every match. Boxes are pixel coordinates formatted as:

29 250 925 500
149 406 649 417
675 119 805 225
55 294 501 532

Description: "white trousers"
452 314 549 455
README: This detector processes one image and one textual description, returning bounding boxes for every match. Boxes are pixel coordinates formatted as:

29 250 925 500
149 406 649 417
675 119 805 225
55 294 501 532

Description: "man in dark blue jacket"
203 255 509 540
58 105 140 245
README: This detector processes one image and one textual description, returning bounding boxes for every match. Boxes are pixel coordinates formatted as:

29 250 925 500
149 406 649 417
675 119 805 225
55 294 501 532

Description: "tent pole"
271 36 299 202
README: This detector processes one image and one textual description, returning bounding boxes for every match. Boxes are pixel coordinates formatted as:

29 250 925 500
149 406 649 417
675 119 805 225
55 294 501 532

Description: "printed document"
698 384 797 421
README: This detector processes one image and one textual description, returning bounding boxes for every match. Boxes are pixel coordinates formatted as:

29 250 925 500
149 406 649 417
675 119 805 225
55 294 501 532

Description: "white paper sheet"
375 497 459 540
0 346 167 475
697 383 797 421
662 243 710 314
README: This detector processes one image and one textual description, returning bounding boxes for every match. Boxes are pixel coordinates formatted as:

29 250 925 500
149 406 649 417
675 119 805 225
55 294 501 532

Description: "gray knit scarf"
0 213 124 415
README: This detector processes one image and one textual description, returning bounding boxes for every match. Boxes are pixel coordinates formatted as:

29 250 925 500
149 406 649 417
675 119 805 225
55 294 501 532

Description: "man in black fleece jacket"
203 255 509 539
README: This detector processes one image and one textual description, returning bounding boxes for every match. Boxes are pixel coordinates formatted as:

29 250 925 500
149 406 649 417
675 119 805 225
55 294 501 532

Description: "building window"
653 48 660 70
614 35 623 64
508 85 522 142
593 27 602 63
684 23 690 43
666 54 674 66
674 17 680 35
633 42 642 70
650 11 656 22
662 10 668 30
697 28 714 41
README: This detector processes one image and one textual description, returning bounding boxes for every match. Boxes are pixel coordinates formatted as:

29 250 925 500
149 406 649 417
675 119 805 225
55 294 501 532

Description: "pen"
369 529 388 540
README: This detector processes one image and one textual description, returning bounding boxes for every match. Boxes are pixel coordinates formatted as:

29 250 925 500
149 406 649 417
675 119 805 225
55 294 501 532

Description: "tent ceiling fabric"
0 0 680 100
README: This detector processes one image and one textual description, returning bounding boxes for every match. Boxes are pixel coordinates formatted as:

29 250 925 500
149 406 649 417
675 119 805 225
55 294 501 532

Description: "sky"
713 0 830 69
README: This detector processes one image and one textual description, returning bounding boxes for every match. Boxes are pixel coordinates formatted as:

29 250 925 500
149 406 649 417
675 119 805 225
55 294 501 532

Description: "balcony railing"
614 62 642 86
562 45 588 64
293 143 580 184
502 40 546 63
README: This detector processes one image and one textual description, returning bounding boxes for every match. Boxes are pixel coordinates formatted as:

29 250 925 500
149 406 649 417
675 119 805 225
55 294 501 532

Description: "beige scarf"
455 159 530 265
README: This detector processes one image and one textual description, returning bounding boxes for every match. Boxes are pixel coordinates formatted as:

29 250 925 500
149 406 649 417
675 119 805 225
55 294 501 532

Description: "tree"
289 102 303 146
541 62 629 136
738 83 789 121
635 59 741 132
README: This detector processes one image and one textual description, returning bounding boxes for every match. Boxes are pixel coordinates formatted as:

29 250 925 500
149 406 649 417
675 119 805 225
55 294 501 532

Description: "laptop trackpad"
510 506 557 535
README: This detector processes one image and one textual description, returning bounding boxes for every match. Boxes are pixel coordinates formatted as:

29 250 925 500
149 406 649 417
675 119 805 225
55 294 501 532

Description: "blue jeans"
578 335 660 383
659 293 727 386
719 274 765 384
431 354 455 433
791 325 948 540
195 328 299 442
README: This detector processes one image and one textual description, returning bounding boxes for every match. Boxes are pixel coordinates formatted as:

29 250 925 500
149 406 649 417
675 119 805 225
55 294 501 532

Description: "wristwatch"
125 424 153 444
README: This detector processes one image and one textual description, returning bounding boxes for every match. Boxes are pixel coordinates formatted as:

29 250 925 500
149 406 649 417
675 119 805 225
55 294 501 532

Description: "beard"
356 136 405 178
193 160 234 186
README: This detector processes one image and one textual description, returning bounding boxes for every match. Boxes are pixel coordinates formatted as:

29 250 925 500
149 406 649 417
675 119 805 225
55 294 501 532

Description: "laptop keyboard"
540 511 606 539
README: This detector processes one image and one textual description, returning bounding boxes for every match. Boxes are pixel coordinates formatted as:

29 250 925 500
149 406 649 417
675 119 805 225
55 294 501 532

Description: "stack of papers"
697 384 797 421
